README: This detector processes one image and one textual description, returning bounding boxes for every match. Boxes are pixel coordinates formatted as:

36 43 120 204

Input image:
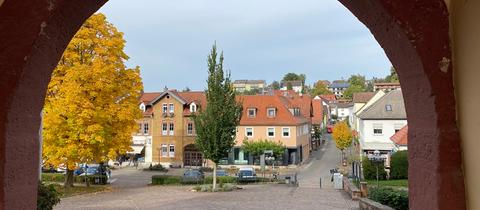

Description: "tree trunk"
64 169 74 188
212 163 217 191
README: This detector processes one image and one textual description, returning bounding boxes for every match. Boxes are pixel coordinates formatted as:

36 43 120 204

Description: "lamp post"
367 150 386 188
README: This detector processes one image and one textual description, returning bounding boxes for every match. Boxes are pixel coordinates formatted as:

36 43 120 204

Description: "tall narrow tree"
192 44 242 190
43 13 143 187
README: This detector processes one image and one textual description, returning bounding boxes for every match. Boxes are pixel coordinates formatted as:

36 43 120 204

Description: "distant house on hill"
328 82 350 98
233 80 266 93
280 80 303 93
373 82 401 92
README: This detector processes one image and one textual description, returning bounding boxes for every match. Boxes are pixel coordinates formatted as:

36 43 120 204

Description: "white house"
336 102 353 121
328 82 350 98
280 80 303 93
351 91 386 131
357 90 407 158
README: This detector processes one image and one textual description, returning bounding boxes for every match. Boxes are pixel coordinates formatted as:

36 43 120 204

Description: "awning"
127 145 145 154
361 142 395 151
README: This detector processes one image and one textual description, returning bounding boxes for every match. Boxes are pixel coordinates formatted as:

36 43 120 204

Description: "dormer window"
289 108 301 116
267 108 276 118
190 103 197 113
385 104 392 111
248 108 256 118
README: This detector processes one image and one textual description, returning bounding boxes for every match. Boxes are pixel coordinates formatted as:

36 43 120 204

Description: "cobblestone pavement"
56 184 357 210
56 134 358 210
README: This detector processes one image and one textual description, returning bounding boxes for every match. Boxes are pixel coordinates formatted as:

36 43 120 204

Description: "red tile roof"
177 91 207 116
352 92 375 103
238 95 310 126
319 94 336 102
390 125 408 146
140 92 162 104
312 99 323 125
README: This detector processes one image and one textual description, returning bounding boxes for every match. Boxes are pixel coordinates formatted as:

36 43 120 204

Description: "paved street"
297 134 342 189
55 135 357 210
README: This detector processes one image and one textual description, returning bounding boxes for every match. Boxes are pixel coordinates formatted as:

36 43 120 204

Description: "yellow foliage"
43 13 143 169
332 121 353 151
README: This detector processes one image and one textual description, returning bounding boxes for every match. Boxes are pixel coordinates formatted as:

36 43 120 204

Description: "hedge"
369 187 408 210
204 176 237 184
41 173 108 185
362 157 387 180
390 150 408 179
151 175 182 185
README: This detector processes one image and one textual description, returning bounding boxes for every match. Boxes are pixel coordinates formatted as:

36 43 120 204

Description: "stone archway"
0 0 465 209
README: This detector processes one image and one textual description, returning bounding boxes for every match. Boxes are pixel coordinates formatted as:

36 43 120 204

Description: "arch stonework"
0 0 466 209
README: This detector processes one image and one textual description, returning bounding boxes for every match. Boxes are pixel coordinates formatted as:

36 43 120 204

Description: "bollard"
319 177 322 188
360 182 368 197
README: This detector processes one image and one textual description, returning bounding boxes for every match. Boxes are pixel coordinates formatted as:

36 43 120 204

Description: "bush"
204 176 237 184
151 175 181 185
362 157 387 180
369 187 408 210
390 151 408 179
42 173 108 185
37 182 61 210
148 164 168 172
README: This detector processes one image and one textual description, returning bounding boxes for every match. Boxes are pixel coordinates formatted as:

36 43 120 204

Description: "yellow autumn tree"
332 121 353 164
43 13 143 187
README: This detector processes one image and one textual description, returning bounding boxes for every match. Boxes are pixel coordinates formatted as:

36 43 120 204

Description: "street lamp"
367 150 386 188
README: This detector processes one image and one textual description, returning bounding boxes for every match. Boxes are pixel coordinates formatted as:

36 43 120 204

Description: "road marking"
109 178 117 184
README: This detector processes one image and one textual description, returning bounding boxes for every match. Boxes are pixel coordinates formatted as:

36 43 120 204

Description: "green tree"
43 14 143 187
241 139 285 158
348 74 366 87
310 81 332 96
271 81 280 90
192 44 243 190
390 150 408 179
282 73 302 81
343 85 365 99
286 82 293 90
385 66 399 82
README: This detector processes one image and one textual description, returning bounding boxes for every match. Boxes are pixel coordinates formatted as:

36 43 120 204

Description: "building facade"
328 82 350 98
373 82 401 92
233 80 266 93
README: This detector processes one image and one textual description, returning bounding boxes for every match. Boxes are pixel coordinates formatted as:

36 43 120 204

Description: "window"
162 103 168 113
161 144 168 157
190 103 197 113
267 127 275 137
267 108 276 118
162 123 168 135
394 123 404 133
169 144 175 157
137 123 142 134
385 104 392 111
373 124 383 135
169 123 174 135
245 127 253 137
143 123 149 135
248 108 256 118
292 108 300 116
282 127 290 137
187 123 193 135
169 103 174 113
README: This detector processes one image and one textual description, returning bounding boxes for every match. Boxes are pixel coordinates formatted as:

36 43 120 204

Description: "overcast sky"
99 0 392 92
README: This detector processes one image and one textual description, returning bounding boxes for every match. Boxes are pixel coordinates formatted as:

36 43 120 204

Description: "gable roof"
357 90 406 119
149 90 187 105
353 92 375 103
238 95 309 126
319 94 337 102
140 92 162 104
390 125 408 146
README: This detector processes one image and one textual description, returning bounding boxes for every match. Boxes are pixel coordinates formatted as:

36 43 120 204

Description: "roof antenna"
164 86 168 91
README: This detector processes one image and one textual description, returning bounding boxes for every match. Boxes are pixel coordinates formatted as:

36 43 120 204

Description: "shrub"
151 175 181 185
204 176 237 184
221 183 235 191
148 164 168 172
369 187 408 210
199 167 213 173
362 157 387 180
390 150 408 179
37 182 61 210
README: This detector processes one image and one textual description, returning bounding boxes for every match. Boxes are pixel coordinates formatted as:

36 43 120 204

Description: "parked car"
237 167 257 182
182 169 204 183
79 167 99 176
216 169 228 177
